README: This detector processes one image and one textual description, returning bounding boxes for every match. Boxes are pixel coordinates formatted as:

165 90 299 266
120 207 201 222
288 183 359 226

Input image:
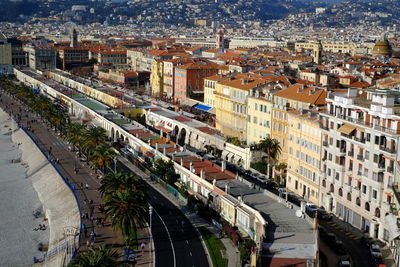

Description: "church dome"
372 39 391 57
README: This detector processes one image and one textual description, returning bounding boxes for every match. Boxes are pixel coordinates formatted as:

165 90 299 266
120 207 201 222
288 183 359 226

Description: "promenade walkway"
0 89 152 266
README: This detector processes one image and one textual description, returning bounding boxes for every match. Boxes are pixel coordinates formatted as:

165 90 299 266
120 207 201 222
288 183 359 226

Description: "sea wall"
12 128 80 266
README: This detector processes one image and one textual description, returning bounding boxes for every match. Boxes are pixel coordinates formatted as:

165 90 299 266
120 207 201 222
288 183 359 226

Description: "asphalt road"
116 161 210 267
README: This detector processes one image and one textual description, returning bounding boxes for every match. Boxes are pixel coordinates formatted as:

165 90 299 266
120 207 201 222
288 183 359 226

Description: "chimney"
163 147 166 155
221 160 226 172
213 179 216 186
180 158 183 166
200 168 205 179
155 142 159 151
190 161 194 172
225 184 229 193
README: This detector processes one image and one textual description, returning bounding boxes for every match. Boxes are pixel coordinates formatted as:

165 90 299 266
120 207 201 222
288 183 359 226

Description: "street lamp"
149 205 153 267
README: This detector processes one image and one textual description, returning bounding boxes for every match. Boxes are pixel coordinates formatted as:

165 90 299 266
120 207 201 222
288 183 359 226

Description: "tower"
216 29 224 50
71 29 78 48
313 40 322 64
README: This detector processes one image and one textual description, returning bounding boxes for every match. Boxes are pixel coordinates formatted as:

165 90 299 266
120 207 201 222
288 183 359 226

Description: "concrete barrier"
12 129 80 266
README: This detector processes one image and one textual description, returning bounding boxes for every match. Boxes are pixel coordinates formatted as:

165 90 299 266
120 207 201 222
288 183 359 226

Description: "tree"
82 127 108 154
257 137 282 180
104 190 148 243
90 144 117 172
99 171 146 199
69 245 119 267
153 158 177 185
65 123 86 154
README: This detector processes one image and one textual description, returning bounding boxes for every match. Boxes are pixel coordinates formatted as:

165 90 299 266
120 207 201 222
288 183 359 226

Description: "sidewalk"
0 90 153 266
119 157 240 267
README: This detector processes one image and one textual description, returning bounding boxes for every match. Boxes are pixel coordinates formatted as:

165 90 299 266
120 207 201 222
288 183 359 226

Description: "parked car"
338 260 352 267
317 209 333 220
306 203 319 216
370 244 382 258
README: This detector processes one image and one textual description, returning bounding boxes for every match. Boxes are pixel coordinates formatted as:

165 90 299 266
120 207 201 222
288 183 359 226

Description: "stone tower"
216 29 224 50
313 40 323 64
71 29 78 48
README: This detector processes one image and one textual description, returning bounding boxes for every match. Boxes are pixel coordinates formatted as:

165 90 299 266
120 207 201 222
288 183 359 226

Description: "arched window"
338 188 343 197
330 184 334 193
347 193 352 202
365 202 370 211
322 179 326 187
375 208 381 218
356 197 361 206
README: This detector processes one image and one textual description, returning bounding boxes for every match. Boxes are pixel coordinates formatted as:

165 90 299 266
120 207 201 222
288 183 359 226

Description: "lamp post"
149 205 153 267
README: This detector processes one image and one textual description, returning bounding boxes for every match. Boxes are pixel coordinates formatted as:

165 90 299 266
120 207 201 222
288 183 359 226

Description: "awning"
222 150 231 160
338 124 357 135
193 103 213 112
356 127 365 133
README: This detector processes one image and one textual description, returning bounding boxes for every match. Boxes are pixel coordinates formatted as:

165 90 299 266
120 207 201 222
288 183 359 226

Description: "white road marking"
190 251 192 257
153 208 176 267
186 240 189 245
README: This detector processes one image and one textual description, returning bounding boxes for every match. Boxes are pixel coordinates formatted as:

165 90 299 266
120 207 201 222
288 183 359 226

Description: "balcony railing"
348 150 354 157
357 154 364 161
380 145 396 154
323 141 329 147
388 166 394 173
354 137 366 144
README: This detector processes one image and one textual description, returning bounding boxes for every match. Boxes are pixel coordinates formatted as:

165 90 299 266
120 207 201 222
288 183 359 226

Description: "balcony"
343 183 352 193
377 162 385 171
357 170 362 176
348 150 354 157
388 166 394 173
338 147 346 155
357 154 364 161
354 137 366 144
321 125 329 131
323 141 329 147
380 145 396 154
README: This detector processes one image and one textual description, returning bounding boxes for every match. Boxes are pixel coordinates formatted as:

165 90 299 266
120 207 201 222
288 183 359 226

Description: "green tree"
90 144 117 172
153 158 177 185
99 171 147 199
69 245 119 267
82 127 108 154
104 190 148 243
257 137 282 179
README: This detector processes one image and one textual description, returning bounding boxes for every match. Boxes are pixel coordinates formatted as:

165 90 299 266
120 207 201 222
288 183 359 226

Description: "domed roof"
372 39 391 57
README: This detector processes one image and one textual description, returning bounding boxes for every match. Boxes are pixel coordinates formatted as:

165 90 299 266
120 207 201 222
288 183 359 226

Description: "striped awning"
338 124 356 135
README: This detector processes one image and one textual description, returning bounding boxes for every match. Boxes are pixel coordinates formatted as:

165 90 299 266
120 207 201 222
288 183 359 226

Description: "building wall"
246 96 273 145
0 43 12 65
287 112 322 205
174 68 189 101
204 78 216 107
150 60 164 97
215 83 248 141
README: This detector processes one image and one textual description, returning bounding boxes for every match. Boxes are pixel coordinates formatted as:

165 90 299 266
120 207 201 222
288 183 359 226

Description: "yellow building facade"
150 59 164 97
215 73 268 141
246 91 273 145
286 110 322 205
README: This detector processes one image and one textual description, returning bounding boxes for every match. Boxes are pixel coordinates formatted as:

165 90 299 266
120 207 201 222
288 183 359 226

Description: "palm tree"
104 190 148 243
65 123 86 153
69 245 119 267
82 127 108 154
257 137 282 180
90 144 117 173
99 171 146 199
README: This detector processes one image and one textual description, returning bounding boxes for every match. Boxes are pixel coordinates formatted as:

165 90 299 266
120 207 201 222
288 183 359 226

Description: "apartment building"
246 90 273 145
272 84 327 163
174 60 219 102
204 74 230 108
0 33 12 74
215 73 269 141
23 44 56 71
287 110 322 205
320 88 399 241
150 59 164 97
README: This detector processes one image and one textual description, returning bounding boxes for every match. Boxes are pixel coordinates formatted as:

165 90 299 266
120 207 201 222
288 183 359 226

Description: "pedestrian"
100 218 105 227
56 158 60 164
140 242 145 252
85 183 89 189
89 199 93 205
85 212 89 219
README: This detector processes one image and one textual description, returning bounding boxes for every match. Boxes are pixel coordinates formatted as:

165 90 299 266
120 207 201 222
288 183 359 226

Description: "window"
255 103 258 111
253 117 257 124
365 202 370 211
372 190 377 199
362 185 367 194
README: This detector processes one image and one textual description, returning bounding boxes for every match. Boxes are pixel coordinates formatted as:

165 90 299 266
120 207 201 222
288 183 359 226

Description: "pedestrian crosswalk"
325 221 361 240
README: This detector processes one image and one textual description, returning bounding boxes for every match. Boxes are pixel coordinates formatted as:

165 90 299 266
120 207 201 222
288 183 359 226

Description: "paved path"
0 89 152 266
118 156 240 267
